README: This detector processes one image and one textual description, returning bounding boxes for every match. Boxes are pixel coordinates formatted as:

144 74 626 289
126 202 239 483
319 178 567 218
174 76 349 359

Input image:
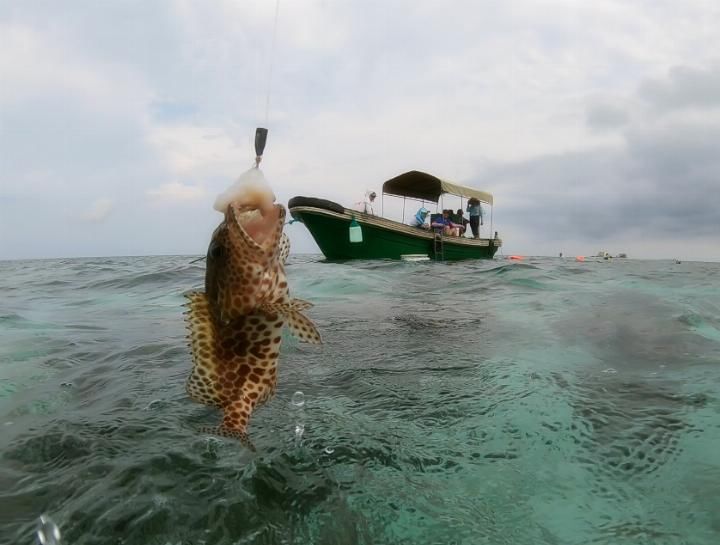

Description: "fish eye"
208 243 225 260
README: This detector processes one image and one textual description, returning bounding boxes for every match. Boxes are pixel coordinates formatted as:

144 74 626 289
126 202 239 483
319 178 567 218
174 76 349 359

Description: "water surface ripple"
1 255 719 544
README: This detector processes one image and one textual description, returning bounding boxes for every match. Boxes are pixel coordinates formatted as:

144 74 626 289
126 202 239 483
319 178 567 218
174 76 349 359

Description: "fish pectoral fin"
289 298 313 311
285 309 323 344
259 300 321 344
261 298 313 314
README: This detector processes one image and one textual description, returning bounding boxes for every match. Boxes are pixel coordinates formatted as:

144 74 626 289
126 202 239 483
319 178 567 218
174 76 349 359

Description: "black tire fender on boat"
287 196 345 214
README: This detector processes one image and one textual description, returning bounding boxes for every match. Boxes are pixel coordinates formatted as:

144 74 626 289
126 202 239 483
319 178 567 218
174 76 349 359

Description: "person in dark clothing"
431 210 460 236
455 209 469 236
466 198 483 239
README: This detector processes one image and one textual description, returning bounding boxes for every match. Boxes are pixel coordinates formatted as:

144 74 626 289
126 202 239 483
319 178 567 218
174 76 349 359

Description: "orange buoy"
509 255 524 260
575 256 585 262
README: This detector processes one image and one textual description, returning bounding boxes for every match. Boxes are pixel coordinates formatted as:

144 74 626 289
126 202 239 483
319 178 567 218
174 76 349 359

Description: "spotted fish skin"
185 199 321 445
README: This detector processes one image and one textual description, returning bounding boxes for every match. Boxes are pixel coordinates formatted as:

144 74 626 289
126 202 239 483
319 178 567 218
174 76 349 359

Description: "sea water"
1 255 719 544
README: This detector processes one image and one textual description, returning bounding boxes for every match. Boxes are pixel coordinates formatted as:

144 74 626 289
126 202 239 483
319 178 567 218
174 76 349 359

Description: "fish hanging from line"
184 168 321 447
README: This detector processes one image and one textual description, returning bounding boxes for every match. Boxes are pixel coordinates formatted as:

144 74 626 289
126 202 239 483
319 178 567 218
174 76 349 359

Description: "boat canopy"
381 170 494 205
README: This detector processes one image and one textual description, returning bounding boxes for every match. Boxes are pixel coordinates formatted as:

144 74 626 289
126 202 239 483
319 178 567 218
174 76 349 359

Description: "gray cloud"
484 65 720 254
639 65 720 113
81 198 114 223
2 2 720 260
586 101 630 131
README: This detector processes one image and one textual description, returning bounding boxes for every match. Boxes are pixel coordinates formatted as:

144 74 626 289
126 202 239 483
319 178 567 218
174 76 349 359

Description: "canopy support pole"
490 206 494 240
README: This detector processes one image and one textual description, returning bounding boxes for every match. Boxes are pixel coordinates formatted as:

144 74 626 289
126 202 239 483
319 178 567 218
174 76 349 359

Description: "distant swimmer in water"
184 168 321 447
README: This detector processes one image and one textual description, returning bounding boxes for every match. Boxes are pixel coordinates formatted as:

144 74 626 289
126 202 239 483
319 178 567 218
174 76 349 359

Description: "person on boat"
455 209 469 236
409 207 431 229
466 198 484 239
354 191 377 215
431 210 460 236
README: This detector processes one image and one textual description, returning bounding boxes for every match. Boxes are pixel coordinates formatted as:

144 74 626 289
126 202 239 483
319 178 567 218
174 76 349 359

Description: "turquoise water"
1 255 719 544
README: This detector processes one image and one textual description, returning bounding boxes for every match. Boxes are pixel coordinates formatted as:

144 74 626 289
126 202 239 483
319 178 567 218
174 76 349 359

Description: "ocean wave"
1 255 719 544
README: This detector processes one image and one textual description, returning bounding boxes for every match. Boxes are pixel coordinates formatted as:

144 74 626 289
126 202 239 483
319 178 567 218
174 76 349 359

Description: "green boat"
288 170 502 261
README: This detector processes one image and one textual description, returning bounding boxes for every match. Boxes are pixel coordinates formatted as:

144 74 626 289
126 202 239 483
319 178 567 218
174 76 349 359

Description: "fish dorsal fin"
279 232 291 264
184 291 223 407
261 299 322 344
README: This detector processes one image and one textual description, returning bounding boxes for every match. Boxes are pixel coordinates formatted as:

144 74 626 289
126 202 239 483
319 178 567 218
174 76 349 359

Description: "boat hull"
289 205 501 261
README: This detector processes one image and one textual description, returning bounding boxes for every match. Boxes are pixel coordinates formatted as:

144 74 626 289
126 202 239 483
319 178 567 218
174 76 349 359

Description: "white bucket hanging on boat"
349 216 363 243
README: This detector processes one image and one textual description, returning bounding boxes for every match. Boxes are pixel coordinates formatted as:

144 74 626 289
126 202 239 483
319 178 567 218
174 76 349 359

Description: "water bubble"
204 436 223 454
602 368 617 374
291 391 305 408
36 515 61 545
294 423 305 439
152 494 168 507
323 447 334 454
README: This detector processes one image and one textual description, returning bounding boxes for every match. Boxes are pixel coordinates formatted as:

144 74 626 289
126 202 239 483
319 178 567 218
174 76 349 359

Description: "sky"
1 0 719 261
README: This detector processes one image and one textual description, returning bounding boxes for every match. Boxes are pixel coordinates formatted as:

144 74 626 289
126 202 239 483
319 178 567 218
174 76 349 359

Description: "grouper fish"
184 176 321 444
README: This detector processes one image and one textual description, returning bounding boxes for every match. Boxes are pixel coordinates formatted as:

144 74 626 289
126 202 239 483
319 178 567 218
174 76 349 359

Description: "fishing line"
263 0 281 126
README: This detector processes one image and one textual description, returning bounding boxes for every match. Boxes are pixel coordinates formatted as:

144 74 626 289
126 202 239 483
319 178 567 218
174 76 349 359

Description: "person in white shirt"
354 191 377 215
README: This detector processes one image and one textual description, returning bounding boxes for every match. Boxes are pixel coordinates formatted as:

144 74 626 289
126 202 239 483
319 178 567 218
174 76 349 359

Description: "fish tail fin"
198 397 258 450
199 426 256 451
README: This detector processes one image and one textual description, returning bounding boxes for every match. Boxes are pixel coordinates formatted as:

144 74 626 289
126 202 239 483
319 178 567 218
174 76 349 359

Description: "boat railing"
382 194 494 241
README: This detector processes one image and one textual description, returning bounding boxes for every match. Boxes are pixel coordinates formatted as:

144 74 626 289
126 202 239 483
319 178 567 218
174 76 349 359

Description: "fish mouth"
228 202 285 252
